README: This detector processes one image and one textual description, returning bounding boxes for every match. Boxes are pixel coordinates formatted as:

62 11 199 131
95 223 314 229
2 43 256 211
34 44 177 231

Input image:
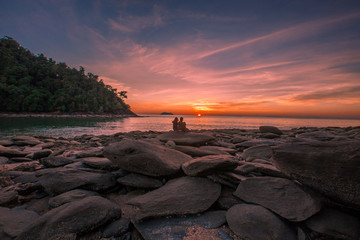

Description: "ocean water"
0 114 359 138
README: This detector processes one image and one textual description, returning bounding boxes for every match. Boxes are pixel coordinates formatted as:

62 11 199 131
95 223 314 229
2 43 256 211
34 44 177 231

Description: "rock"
236 139 282 149
74 148 103 158
200 146 236 155
0 207 39 239
12 136 42 146
182 155 239 176
10 157 33 162
261 133 281 139
306 208 360 240
15 196 122 240
102 218 130 238
234 177 321 221
233 162 286 178
242 145 273 161
296 131 337 141
0 185 18 206
126 176 221 221
0 140 13 146
216 187 242 210
174 145 230 157
0 156 9 164
0 161 41 172
259 126 283 135
29 149 53 159
272 140 360 209
82 157 119 170
36 168 117 195
48 189 100 208
40 156 74 168
226 204 296 240
117 173 163 189
133 211 226 240
0 175 13 188
230 136 249 144
157 132 215 146
0 146 28 158
104 139 192 177
39 142 55 149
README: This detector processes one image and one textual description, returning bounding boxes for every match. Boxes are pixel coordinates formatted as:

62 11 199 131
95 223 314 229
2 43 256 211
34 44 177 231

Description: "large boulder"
126 176 221 221
259 126 283 135
242 145 273 161
36 168 117 195
226 204 296 240
82 157 119 170
0 146 28 158
0 207 39 240
272 140 360 209
104 139 192 176
157 132 215 146
133 211 226 240
182 155 239 176
234 177 321 221
15 196 121 240
305 207 360 240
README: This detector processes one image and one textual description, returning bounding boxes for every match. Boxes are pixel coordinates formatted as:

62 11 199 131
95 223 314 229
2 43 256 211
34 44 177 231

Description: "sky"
1 0 360 117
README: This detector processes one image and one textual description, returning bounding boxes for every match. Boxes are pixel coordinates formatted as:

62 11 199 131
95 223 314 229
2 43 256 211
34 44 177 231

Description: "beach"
0 126 359 239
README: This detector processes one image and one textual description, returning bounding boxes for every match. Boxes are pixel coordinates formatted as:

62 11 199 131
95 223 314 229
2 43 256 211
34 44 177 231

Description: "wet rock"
242 145 273 161
0 146 28 158
48 189 100 208
12 136 42 146
226 204 296 240
0 207 39 239
259 126 283 135
36 168 117 195
15 196 122 240
182 155 239 176
272 140 360 209
104 139 192 177
306 208 360 240
117 173 163 189
82 157 119 170
133 211 226 240
127 176 221 221
157 132 215 146
234 177 321 221
102 218 130 238
40 156 74 168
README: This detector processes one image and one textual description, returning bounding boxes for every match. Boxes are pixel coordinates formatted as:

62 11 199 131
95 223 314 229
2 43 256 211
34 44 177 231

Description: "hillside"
0 36 135 115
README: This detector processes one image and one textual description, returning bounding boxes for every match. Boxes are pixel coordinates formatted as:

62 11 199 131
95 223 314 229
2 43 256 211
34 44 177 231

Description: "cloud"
293 86 360 101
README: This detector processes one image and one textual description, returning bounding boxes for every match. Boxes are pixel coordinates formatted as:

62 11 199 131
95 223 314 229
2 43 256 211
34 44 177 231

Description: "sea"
0 114 359 138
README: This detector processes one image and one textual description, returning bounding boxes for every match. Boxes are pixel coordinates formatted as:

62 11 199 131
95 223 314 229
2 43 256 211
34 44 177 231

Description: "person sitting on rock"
178 117 189 132
172 117 179 131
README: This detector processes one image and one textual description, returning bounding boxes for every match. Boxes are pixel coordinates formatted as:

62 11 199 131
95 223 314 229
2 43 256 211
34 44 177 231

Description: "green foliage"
0 36 131 113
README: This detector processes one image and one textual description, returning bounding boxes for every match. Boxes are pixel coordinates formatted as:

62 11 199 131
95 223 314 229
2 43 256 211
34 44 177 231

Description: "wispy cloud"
293 86 360 101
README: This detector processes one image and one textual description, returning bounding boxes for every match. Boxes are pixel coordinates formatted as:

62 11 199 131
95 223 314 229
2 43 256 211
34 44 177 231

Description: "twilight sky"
1 0 360 117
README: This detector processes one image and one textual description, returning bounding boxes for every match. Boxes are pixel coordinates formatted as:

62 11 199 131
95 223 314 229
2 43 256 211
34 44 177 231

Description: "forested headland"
0 36 134 115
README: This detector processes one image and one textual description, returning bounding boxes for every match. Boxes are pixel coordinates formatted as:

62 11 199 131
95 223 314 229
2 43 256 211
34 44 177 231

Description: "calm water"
0 114 359 138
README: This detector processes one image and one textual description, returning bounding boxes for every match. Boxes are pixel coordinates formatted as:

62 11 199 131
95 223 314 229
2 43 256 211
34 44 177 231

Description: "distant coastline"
0 112 138 118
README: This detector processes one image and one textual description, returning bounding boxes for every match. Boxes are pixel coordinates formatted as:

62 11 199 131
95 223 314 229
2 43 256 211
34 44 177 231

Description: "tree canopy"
0 36 132 114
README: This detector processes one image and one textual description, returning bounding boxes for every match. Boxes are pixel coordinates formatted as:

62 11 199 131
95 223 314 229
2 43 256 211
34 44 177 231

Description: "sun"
197 113 202 117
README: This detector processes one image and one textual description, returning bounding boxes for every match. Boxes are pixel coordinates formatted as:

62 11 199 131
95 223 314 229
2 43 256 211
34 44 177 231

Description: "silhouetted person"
172 117 179 131
178 117 189 132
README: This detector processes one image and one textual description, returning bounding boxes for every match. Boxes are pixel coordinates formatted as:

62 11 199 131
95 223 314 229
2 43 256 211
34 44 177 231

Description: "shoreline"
0 112 139 118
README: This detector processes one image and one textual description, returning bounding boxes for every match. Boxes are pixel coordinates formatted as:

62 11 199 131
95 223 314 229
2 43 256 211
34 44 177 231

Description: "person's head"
180 117 183 122
174 117 178 121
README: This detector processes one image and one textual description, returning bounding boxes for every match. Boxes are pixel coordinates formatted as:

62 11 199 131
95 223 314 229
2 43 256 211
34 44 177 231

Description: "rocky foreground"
0 126 359 240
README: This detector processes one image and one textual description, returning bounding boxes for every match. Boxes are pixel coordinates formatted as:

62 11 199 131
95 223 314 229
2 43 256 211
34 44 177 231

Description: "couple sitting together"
172 117 189 132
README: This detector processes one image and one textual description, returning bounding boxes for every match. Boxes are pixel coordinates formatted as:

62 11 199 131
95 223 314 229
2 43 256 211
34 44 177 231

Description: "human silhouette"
172 117 179 131
178 117 189 132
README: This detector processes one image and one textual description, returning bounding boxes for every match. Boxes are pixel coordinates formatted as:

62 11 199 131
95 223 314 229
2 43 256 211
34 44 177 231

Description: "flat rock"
0 161 41 172
305 207 360 240
0 146 28 158
234 177 321 221
0 140 13 146
182 155 239 176
236 139 282 148
40 156 74 167
36 168 117 195
259 126 283 135
174 145 230 157
48 189 100 208
272 140 360 209
12 136 42 146
296 131 337 141
104 139 192 176
226 204 296 240
10 157 33 162
29 149 53 159
0 207 39 239
200 146 236 155
117 173 163 189
0 156 9 164
82 157 119 170
242 144 273 161
157 132 215 146
15 196 122 240
0 185 18 206
133 211 226 240
74 148 103 158
102 218 130 238
233 162 286 178
126 176 221 221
